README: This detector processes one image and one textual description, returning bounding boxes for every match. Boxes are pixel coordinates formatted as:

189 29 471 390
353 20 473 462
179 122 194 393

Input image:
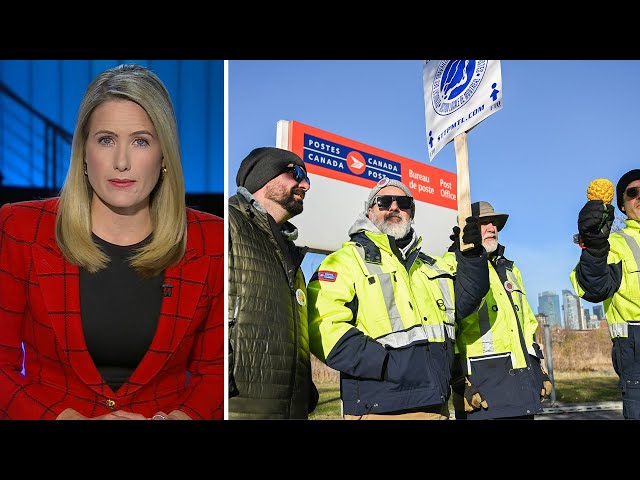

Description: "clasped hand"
448 216 483 256
56 407 187 420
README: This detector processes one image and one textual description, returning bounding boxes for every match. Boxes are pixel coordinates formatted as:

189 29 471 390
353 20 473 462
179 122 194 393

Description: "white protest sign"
423 60 503 162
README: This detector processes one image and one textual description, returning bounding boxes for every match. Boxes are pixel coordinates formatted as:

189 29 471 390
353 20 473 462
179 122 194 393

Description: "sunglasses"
374 195 414 210
625 186 640 200
286 165 310 186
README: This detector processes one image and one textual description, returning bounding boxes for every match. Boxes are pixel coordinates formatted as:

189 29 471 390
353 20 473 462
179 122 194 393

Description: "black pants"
495 415 535 420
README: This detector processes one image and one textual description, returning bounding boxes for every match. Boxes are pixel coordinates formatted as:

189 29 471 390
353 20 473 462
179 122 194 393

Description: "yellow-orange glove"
462 377 488 412
541 371 553 400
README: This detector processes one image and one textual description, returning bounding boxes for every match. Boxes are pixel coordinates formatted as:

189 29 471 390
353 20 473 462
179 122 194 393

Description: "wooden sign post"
454 132 474 251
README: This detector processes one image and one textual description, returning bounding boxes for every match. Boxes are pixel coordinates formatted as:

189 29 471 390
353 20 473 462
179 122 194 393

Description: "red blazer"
0 198 224 420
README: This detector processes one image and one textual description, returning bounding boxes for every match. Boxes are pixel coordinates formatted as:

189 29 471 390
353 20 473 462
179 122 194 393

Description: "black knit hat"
616 169 640 212
236 147 306 194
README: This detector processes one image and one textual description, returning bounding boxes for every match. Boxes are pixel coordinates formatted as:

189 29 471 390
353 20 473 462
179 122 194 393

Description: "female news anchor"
0 64 223 420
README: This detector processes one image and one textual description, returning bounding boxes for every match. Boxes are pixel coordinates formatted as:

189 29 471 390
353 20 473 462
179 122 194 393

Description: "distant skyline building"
593 304 605 320
563 289 586 330
538 291 562 328
587 314 600 329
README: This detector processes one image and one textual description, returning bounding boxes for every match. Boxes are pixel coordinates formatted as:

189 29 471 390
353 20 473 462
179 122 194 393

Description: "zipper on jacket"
288 271 302 418
231 295 240 324
229 296 240 379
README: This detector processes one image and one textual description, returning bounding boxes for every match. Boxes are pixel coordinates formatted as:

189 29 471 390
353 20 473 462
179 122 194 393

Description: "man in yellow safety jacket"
570 169 640 419
307 178 489 419
448 201 552 420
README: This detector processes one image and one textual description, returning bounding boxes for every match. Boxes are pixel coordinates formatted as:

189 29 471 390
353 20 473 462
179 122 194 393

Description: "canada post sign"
276 120 458 253
304 133 402 183
283 120 457 210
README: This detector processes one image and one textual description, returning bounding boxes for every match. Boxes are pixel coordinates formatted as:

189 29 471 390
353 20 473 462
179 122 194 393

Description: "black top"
79 233 164 392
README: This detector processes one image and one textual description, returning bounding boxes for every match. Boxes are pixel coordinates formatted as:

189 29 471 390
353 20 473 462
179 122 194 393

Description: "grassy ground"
551 371 620 403
309 372 621 420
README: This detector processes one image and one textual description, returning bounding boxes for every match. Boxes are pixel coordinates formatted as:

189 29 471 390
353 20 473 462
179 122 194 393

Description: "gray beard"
374 215 411 240
483 237 498 254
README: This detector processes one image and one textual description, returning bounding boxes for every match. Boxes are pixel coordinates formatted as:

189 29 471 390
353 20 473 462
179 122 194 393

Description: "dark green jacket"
228 188 317 419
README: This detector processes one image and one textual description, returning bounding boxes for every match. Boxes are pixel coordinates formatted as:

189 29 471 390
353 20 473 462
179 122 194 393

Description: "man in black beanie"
616 169 640 214
228 146 318 419
570 168 640 419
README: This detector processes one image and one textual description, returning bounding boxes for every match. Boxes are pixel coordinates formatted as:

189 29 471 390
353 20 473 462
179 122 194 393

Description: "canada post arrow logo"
346 151 366 175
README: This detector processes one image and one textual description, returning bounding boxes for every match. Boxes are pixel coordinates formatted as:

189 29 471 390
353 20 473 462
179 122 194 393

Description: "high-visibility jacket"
307 226 459 416
446 244 544 419
570 219 640 339
570 219 640 418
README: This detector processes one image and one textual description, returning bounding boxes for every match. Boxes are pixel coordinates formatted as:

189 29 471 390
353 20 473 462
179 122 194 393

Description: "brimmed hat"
366 177 415 218
471 201 509 231
616 169 640 213
236 147 306 194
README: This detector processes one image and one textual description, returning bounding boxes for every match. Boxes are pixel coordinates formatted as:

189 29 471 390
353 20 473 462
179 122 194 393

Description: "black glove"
541 370 552 400
578 200 614 257
448 216 483 256
447 226 461 252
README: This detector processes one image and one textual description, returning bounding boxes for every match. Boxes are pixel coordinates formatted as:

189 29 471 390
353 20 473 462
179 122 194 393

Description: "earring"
83 162 88 175
162 166 167 179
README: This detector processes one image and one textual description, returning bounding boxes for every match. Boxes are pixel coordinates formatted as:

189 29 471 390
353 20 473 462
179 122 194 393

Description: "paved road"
536 401 624 420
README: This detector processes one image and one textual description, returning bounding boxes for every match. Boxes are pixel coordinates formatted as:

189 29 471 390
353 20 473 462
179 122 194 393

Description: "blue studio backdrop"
0 60 223 197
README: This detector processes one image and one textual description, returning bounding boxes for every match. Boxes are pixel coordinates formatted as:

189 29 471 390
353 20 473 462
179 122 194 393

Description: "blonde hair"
55 64 187 278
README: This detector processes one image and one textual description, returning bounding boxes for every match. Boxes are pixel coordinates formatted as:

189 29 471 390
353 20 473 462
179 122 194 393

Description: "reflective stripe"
619 231 640 288
425 262 455 340
608 233 640 339
466 352 512 376
354 244 403 333
610 321 640 338
478 303 494 354
470 352 511 362
506 270 524 326
424 323 448 340
354 244 381 275
436 276 455 330
353 244 452 343
376 324 447 349
377 324 427 348
610 322 628 337
444 323 455 340
379 273 404 332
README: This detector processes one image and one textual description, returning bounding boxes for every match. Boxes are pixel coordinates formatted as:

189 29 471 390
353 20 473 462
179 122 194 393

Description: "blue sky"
228 60 637 316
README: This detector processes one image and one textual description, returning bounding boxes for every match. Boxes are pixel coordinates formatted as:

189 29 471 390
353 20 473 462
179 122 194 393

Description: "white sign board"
423 60 503 162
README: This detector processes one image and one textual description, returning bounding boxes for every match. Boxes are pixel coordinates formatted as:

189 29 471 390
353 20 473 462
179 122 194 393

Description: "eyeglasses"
625 186 640 200
286 165 310 186
374 195 414 210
